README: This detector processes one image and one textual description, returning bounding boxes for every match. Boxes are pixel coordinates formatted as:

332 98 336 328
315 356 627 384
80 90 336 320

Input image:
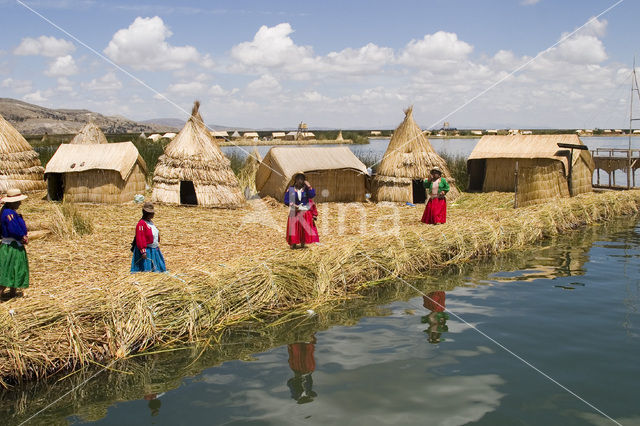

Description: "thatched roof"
272 132 286 138
45 141 147 180
69 122 108 145
336 130 344 141
256 146 367 193
243 132 259 138
468 134 594 174
376 106 450 179
0 113 46 192
152 101 243 208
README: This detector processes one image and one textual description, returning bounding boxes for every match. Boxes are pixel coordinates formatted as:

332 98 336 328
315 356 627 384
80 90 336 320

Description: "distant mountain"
140 118 185 128
0 98 179 135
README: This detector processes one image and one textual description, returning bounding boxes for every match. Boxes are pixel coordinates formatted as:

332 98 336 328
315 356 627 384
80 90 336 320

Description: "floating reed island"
1 189 640 387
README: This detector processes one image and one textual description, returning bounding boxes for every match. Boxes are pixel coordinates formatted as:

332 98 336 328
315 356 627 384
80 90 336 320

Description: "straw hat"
1 188 28 203
430 166 442 175
142 202 155 213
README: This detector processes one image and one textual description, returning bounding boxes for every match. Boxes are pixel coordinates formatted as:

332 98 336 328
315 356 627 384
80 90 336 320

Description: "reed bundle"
1 189 639 388
0 114 46 193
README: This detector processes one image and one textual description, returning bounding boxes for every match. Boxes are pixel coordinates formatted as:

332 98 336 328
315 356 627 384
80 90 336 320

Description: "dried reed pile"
1 189 640 388
0 113 46 193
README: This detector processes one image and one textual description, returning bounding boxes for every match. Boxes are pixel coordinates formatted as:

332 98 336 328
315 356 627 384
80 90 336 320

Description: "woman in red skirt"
421 167 450 224
284 172 319 249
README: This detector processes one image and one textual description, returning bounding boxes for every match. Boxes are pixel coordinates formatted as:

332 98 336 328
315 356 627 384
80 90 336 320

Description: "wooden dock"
591 148 640 188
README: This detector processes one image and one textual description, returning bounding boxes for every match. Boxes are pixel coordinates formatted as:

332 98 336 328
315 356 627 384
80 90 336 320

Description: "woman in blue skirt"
131 202 166 273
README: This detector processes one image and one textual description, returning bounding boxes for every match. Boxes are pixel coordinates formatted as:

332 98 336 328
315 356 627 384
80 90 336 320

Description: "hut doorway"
412 179 426 204
180 181 198 205
47 173 64 201
467 159 486 192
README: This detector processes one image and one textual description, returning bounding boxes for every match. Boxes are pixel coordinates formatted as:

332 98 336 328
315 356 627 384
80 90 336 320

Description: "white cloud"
322 43 394 74
231 23 312 68
398 31 473 69
245 74 281 96
166 81 207 95
81 71 122 91
56 77 74 92
1 78 33 94
104 16 202 71
14 35 75 57
23 90 49 103
45 54 78 76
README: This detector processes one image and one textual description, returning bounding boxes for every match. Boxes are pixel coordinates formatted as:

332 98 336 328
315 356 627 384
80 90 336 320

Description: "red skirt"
423 291 446 312
421 197 447 224
286 209 319 245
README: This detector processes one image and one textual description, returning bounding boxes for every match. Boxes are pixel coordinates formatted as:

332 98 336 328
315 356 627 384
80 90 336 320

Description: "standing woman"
131 202 166 273
284 172 319 249
421 167 450 224
0 189 30 299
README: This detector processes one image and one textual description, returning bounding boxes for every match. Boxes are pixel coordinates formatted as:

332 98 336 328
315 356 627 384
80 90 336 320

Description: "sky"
0 0 639 129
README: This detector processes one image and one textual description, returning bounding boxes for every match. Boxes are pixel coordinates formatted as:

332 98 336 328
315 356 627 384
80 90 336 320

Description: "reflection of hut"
272 132 286 139
0 113 46 193
256 146 368 202
372 106 458 203
467 134 594 207
152 101 243 208
44 142 147 203
336 130 344 141
70 122 108 145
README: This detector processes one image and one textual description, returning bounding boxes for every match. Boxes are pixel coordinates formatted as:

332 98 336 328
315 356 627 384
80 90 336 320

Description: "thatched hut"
162 133 177 140
256 146 368 202
467 134 594 207
372 106 458 203
336 130 344 141
69 122 108 145
272 132 286 140
0 114 46 193
44 142 147 203
152 101 243 208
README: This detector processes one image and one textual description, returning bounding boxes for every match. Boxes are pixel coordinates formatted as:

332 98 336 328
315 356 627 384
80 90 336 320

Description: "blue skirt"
131 247 167 273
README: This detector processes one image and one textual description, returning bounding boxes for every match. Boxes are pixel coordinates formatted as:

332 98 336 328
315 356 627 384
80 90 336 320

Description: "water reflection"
421 291 449 344
287 335 317 404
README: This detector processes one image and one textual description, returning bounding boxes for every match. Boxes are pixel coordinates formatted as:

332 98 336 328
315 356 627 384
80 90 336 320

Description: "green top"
423 177 450 193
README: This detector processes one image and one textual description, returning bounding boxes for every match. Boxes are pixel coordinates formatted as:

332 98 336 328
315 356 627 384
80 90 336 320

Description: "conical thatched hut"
0 114 46 193
69 122 108 145
467 134 594 207
336 130 344 141
372 106 458 203
152 101 243 208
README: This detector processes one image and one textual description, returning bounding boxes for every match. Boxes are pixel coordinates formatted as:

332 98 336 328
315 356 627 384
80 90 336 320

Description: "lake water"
2 216 639 425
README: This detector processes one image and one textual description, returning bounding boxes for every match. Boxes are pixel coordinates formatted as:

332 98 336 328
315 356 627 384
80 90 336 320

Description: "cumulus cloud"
14 35 75 57
23 90 49 103
166 81 207 95
81 71 122 91
45 54 78 76
398 31 473 69
245 74 281 96
104 16 203 71
231 23 312 68
1 78 33 94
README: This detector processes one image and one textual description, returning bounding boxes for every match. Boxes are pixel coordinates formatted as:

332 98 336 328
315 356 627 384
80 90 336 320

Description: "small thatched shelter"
272 132 286 139
44 142 147 203
467 134 594 207
231 131 240 139
336 130 344 141
373 106 458 203
0 114 46 193
152 101 243 208
69 122 108 145
256 146 368 202
211 131 228 140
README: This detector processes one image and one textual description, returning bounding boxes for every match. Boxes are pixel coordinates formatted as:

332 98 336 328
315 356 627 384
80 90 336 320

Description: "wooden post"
597 168 600 186
514 161 519 209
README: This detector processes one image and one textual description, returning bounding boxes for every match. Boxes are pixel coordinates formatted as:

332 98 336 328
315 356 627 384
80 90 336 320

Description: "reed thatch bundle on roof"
467 134 594 207
256 146 369 202
0 114 46 193
372 106 458 203
69 122 108 145
152 101 243 208
44 142 147 203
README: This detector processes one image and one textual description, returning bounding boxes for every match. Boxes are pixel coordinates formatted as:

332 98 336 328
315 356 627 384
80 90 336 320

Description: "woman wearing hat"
0 189 30 298
131 202 166 273
421 167 450 224
283 172 319 249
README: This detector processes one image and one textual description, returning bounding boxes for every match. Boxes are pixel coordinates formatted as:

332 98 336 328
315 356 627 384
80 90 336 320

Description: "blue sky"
0 0 638 129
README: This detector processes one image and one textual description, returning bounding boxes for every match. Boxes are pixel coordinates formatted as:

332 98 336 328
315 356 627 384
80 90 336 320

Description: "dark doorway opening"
180 181 198 205
412 179 426 204
467 159 486 192
47 173 64 201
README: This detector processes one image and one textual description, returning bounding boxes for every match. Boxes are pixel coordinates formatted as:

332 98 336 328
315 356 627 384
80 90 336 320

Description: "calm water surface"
2 216 639 425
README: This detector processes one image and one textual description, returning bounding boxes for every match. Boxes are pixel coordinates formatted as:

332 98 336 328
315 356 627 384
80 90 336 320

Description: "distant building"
162 132 177 140
486 129 499 135
370 130 382 136
508 129 520 135
211 131 229 140
471 130 483 136
231 130 241 139
521 130 533 135
272 132 286 139
243 132 259 140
